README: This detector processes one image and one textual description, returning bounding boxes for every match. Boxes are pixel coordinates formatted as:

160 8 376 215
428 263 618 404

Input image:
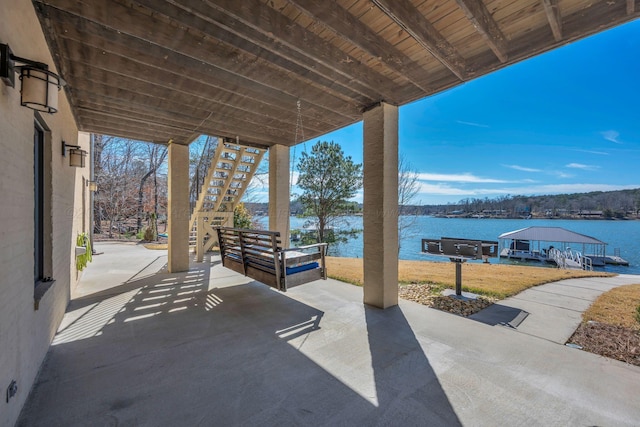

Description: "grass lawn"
582 283 640 330
568 284 640 366
326 256 613 299
143 243 168 250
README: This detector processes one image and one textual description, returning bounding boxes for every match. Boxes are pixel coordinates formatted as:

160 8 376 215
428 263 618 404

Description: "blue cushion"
285 262 319 275
226 252 242 262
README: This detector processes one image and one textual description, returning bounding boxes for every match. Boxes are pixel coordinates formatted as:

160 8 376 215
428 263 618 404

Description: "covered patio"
31 0 640 308
4 1 640 425
17 243 640 425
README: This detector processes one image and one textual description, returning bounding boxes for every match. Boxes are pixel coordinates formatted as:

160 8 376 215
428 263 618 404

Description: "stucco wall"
0 2 89 425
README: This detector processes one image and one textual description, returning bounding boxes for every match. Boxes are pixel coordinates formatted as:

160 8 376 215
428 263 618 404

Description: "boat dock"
498 226 629 270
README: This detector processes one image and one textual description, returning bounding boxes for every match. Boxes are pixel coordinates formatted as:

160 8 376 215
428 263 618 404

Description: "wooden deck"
32 0 640 146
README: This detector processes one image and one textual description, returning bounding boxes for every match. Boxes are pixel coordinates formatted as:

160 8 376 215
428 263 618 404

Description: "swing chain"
294 99 305 145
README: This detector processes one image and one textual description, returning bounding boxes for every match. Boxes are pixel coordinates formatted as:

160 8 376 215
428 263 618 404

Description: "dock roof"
498 226 606 245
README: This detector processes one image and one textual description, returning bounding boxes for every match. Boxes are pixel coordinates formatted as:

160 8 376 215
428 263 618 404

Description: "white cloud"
416 172 509 183
550 171 574 179
456 120 490 128
566 163 599 171
570 149 609 156
416 182 476 196
503 164 542 173
290 171 301 184
602 130 622 144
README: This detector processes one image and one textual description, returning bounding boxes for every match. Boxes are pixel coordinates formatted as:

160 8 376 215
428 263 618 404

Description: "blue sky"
284 18 640 205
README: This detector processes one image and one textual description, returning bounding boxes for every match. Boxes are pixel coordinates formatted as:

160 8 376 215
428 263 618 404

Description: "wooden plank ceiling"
33 0 639 146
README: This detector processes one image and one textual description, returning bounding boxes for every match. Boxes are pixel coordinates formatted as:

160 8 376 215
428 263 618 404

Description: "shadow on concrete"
363 305 462 425
19 255 460 425
469 304 529 328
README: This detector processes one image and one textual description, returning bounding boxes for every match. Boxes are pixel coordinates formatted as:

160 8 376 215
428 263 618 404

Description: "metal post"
455 260 462 296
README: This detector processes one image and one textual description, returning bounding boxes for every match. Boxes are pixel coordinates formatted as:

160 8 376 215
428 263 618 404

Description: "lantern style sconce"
1 43 63 114
87 180 97 192
62 141 87 168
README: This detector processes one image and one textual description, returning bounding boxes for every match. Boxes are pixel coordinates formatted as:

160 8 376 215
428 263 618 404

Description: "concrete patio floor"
18 242 640 426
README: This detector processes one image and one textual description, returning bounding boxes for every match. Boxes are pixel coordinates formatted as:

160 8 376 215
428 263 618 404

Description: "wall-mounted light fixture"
1 43 64 114
62 141 87 168
86 180 97 192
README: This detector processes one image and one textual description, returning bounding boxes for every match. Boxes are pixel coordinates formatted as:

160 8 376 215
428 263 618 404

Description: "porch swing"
216 100 327 292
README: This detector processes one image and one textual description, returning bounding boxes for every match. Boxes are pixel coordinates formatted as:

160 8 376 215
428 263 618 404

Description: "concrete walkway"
72 241 168 299
18 243 640 426
470 274 640 343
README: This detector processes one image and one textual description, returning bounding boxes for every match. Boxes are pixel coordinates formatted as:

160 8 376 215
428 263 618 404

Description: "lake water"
257 216 640 275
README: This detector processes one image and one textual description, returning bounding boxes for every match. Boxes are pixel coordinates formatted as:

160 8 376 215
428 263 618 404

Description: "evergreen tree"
296 141 362 244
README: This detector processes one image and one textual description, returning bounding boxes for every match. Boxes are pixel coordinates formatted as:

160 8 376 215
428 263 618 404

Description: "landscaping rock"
399 283 497 317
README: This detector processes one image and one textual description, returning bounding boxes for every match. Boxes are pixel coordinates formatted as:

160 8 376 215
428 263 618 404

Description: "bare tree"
136 144 168 233
241 150 269 204
92 133 115 234
189 136 218 213
95 139 139 237
398 154 420 254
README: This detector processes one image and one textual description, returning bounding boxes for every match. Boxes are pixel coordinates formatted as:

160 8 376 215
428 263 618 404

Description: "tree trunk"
136 170 154 233
153 169 159 240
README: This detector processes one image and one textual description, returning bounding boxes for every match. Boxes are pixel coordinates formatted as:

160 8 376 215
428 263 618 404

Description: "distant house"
578 210 604 218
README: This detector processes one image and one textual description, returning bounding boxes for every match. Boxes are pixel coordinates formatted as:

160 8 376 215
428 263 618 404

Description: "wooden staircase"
189 139 265 250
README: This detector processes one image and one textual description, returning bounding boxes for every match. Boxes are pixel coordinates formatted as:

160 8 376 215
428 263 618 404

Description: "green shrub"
76 233 92 271
143 226 157 241
233 203 253 229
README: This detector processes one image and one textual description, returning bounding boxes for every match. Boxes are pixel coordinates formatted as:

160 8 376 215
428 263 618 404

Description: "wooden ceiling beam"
80 111 282 147
130 0 386 104
132 0 410 103
53 27 342 130
50 13 345 130
454 0 509 63
67 75 305 145
76 93 352 148
79 112 194 137
65 68 264 125
76 80 349 145
74 92 225 130
80 123 184 145
37 1 363 122
469 0 636 80
541 0 563 42
77 103 203 132
286 0 436 91
76 94 308 142
74 84 302 145
370 0 467 81
58 39 331 136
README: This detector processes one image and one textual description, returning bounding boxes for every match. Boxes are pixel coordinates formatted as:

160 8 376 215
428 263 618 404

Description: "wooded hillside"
246 189 640 220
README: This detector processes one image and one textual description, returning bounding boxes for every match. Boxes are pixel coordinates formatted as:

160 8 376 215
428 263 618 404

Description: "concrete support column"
168 141 190 272
269 144 290 248
363 102 399 309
